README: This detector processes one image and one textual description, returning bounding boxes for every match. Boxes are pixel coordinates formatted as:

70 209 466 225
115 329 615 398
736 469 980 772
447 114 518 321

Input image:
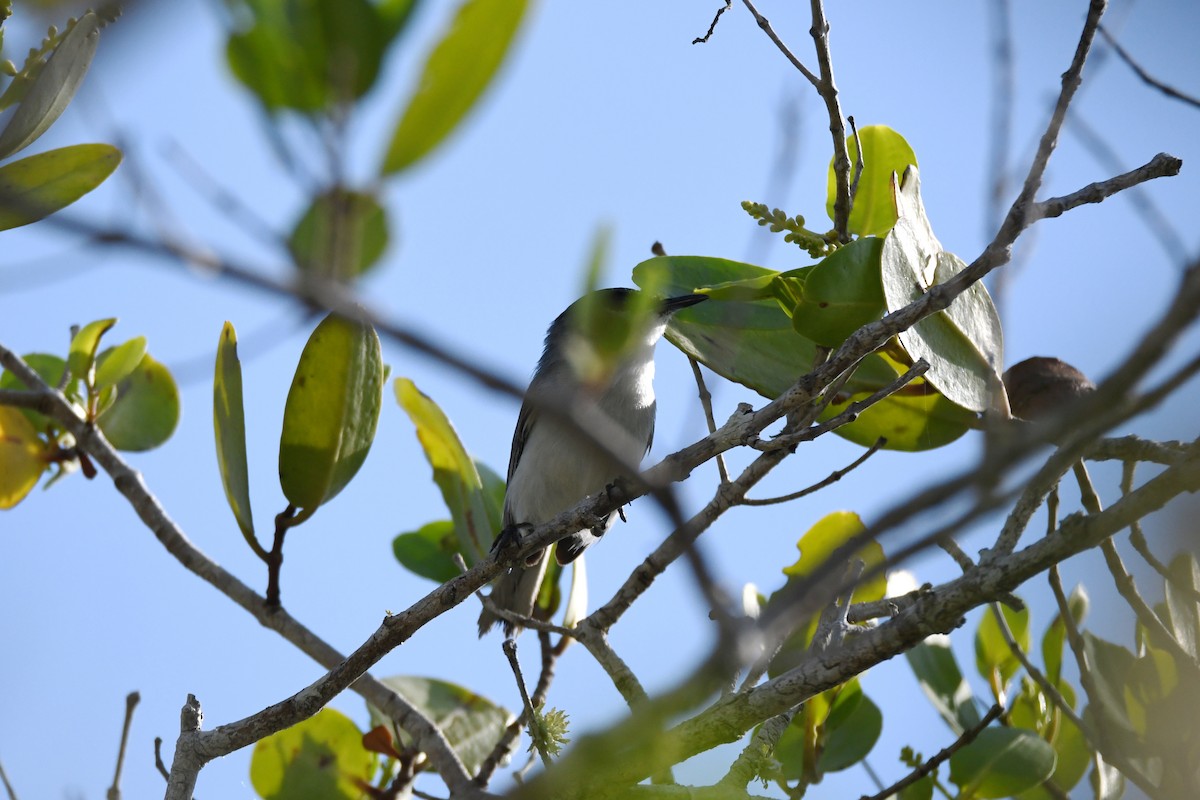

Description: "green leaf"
0 353 68 428
907 637 983 734
369 676 513 774
393 519 460 583
94 337 147 392
394 378 493 564
634 254 973 451
289 188 389 280
782 511 886 604
226 0 389 112
278 313 384 511
1164 553 1200 660
381 0 528 174
950 726 1056 799
1089 755 1126 800
0 405 49 509
827 124 918 237
899 775 934 800
97 353 180 451
213 322 257 550
250 707 375 800
1082 633 1137 734
975 602 1030 690
67 317 116 387
1041 584 1088 686
818 688 882 772
1017 710 1090 800
0 12 100 160
0 143 122 231
791 236 885 347
880 167 1004 412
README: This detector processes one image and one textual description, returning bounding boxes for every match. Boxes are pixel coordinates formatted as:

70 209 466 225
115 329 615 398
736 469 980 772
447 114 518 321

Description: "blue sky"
2 1 1199 797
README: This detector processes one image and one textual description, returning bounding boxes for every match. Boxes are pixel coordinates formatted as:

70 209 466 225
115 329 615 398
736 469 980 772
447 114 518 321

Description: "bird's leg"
491 522 535 554
604 481 629 524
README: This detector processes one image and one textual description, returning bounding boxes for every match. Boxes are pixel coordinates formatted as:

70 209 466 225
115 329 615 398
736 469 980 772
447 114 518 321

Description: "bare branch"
738 0 821 87
692 1 732 45
106 691 140 800
742 437 883 506
1028 152 1182 224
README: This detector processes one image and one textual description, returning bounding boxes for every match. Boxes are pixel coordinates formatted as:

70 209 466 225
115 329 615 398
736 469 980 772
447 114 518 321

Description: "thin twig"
742 437 883 506
1098 25 1200 110
805 0 853 240
153 738 169 781
689 357 729 484
738 0 821 87
692 1 732 45
858 704 1004 800
847 114 864 212
0 757 18 800
502 639 552 769
107 691 140 800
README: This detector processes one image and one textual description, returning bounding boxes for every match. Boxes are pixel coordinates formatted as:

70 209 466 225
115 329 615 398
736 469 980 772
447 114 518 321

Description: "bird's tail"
477 551 550 637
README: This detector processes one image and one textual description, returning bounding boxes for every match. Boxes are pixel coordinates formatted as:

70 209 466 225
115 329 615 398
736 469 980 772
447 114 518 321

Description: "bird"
477 288 707 637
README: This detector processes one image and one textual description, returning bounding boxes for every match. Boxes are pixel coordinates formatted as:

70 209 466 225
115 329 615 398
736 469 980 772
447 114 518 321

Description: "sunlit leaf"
0 143 121 231
976 602 1030 690
67 317 116 387
250 708 374 800
0 11 100 160
0 406 49 508
279 313 384 512
634 255 973 451
381 0 528 174
213 322 256 548
791 236 885 347
827 124 918 237
394 378 493 564
369 676 513 774
97 354 180 451
94 337 147 392
783 511 886 604
950 727 1056 798
880 168 1003 412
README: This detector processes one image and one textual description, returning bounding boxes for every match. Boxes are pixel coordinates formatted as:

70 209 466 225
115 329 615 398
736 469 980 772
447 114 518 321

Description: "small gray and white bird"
478 288 706 636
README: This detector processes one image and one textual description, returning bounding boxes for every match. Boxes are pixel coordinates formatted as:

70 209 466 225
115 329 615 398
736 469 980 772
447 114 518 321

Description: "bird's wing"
502 400 536 529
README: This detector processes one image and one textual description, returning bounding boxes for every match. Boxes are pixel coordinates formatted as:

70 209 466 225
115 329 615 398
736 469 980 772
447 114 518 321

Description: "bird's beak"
659 294 708 315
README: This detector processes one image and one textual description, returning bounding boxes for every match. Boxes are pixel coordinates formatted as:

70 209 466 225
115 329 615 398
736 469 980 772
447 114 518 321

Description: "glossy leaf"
0 143 122 231
213 322 256 548
97 354 180 451
827 124 918 237
369 676 513 774
94 337 147 392
394 378 492 564
881 168 1004 412
791 236 885 346
817 687 882 772
226 0 389 112
1042 584 1088 686
393 519 460 583
0 406 48 508
278 313 383 511
907 636 983 734
250 707 374 800
1090 755 1126 800
382 0 528 174
0 353 68 429
0 12 100 160
783 511 886 604
634 255 973 450
67 317 116 386
289 187 389 280
976 602 1030 689
950 726 1056 798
